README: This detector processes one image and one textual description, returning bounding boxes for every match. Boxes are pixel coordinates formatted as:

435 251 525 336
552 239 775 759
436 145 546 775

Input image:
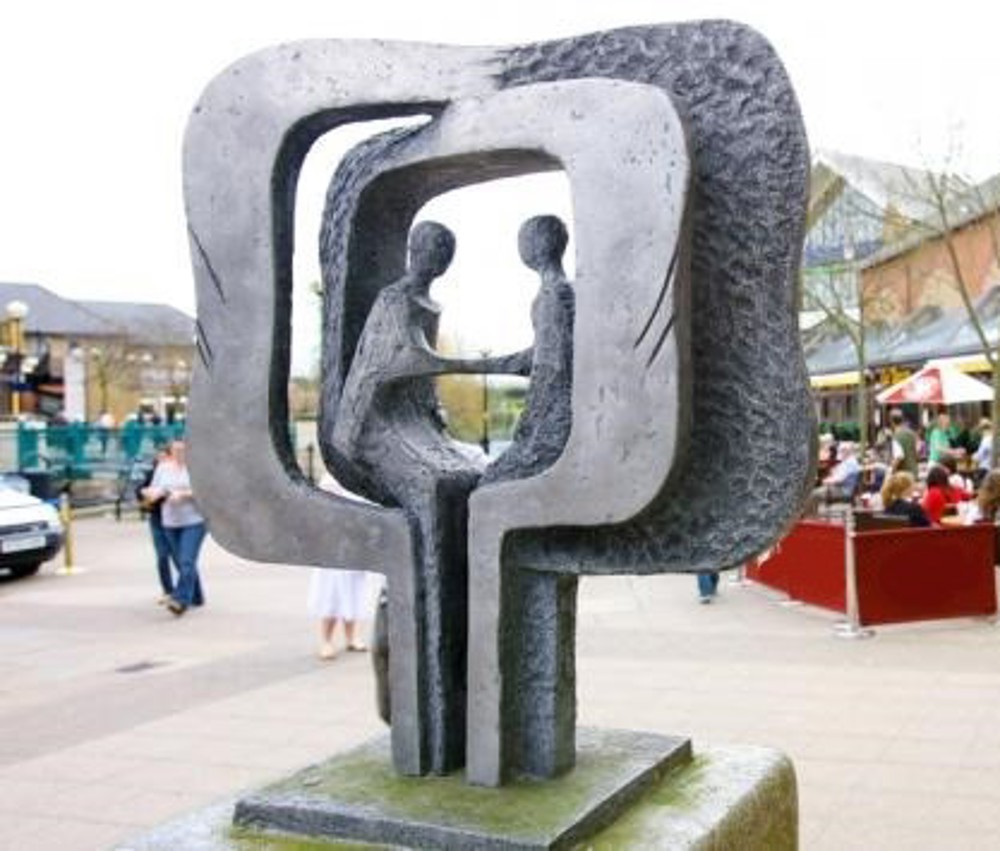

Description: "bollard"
834 508 874 639
55 492 75 576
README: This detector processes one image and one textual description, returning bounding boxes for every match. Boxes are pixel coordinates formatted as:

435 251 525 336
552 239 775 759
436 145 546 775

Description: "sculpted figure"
333 220 505 773
332 220 482 500
472 215 579 780
334 216 578 776
483 215 574 486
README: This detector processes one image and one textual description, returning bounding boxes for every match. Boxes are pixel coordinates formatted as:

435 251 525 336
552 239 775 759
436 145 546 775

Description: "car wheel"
9 562 41 579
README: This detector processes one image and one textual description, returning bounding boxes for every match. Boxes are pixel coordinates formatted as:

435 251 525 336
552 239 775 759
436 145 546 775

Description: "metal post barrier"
54 491 76 576
834 507 874 639
778 593 803 608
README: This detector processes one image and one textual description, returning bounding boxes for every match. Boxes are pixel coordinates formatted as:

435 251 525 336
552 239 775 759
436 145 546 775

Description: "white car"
0 481 64 579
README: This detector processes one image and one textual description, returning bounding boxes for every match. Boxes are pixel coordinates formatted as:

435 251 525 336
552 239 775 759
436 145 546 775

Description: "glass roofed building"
802 151 1000 429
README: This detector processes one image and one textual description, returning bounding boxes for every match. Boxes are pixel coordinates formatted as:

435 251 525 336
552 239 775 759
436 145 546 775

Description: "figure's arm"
479 348 533 377
386 336 534 379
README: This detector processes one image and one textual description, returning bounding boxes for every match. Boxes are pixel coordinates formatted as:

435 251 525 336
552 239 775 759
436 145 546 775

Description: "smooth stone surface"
116 742 796 850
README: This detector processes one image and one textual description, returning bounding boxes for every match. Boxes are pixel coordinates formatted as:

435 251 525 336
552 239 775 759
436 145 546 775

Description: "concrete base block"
233 728 689 850
116 736 797 850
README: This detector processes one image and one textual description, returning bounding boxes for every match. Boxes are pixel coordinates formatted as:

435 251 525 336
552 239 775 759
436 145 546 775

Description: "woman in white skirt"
308 473 373 660
308 567 370 659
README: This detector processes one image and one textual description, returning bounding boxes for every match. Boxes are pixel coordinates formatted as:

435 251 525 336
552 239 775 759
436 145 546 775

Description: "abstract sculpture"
184 21 814 795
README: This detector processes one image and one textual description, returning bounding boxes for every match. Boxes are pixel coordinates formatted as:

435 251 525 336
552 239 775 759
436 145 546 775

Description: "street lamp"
5 299 29 417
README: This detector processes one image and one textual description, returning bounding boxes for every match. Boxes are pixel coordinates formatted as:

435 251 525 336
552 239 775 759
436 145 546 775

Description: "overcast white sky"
2 1 998 373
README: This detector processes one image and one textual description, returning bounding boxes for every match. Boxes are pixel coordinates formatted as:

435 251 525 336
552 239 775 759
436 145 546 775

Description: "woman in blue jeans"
143 439 206 616
138 444 179 603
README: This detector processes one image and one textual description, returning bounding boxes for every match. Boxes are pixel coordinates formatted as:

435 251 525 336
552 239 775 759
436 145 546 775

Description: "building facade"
803 153 1000 431
0 282 194 423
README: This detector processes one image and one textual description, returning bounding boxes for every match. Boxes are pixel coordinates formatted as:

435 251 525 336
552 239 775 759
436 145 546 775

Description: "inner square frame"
183 43 690 574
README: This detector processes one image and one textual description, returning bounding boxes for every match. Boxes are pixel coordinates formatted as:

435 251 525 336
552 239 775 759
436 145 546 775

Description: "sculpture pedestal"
117 735 797 850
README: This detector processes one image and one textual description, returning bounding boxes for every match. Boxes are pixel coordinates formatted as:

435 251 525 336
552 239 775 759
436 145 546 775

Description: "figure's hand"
480 348 533 377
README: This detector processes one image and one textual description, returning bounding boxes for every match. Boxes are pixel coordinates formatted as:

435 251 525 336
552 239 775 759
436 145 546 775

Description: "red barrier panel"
854 525 997 626
748 519 998 627
749 520 845 613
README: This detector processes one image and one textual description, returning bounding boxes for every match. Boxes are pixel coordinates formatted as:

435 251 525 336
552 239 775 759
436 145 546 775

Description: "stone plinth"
117 738 797 850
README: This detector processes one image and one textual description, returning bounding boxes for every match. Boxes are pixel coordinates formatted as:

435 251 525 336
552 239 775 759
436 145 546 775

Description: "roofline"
859 203 1000 271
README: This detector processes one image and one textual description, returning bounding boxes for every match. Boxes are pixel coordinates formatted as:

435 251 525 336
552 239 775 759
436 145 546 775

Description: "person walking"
309 569 371 659
697 571 720 603
143 439 206 616
308 472 373 659
137 443 175 604
889 408 918 475
927 409 957 464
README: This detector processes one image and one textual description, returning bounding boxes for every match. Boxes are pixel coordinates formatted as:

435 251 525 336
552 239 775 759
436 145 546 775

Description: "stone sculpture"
184 20 814 794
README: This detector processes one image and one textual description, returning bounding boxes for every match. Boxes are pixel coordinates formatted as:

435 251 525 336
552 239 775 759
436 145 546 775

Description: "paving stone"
2 517 1000 849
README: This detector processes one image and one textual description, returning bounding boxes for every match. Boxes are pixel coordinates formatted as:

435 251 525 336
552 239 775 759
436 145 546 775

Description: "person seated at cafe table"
820 441 860 500
965 470 1000 524
939 455 974 496
972 419 993 486
881 471 931 527
804 441 861 515
816 432 837 481
920 464 971 526
861 448 890 498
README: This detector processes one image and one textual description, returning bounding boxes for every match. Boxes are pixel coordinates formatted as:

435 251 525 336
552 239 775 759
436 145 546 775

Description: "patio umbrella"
876 362 994 406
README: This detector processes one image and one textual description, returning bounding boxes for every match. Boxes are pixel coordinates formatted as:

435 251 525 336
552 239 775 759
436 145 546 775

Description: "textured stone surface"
493 23 814 573
184 21 812 787
116 743 796 850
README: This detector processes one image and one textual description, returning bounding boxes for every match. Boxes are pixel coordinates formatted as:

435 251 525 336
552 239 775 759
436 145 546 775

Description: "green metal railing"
2 422 316 510
3 423 185 508
14 422 184 472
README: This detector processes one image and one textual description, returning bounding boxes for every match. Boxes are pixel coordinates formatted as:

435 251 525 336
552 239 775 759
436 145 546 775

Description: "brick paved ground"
2 515 1000 849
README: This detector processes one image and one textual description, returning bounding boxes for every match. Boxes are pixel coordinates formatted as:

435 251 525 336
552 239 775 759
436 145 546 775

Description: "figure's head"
518 215 568 273
890 408 905 427
937 409 950 428
408 221 455 279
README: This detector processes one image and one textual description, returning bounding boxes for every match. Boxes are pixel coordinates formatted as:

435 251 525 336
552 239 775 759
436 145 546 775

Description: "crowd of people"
812 407 1000 528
